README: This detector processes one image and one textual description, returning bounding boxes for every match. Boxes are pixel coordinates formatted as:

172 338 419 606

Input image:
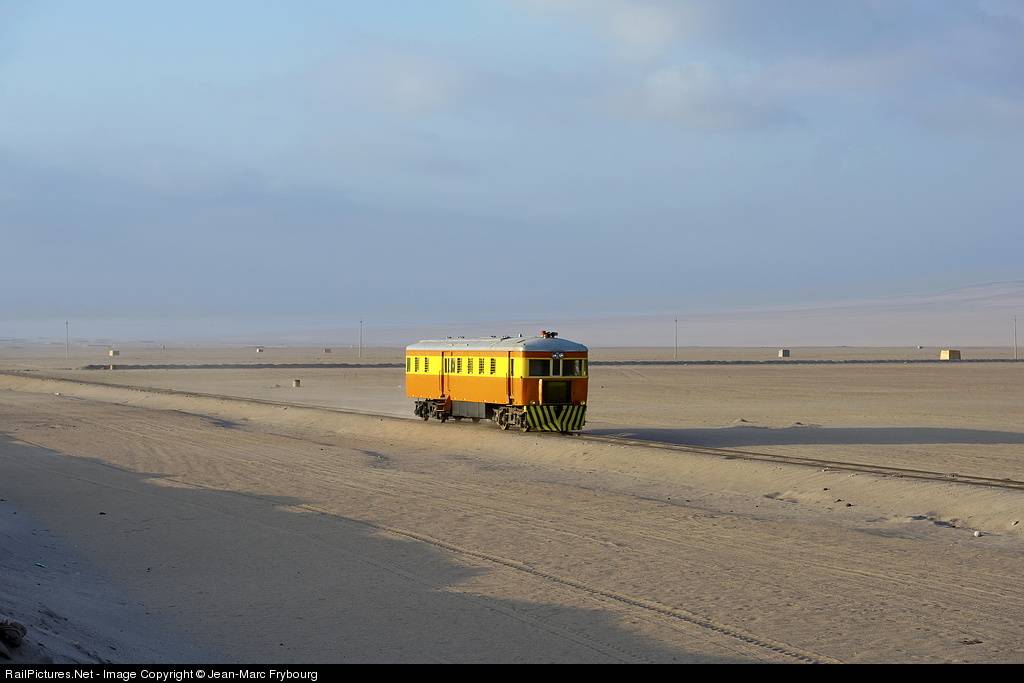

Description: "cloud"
320 50 467 115
369 54 466 114
600 3 680 61
522 0 1024 132
523 0 683 60
908 91 1024 133
630 63 799 130
978 0 1024 23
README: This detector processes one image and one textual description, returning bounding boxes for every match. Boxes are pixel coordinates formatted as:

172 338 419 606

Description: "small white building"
108 349 120 357
778 348 791 358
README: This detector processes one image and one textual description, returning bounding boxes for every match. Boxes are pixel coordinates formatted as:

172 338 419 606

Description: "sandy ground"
0 345 402 371
1 345 1023 662
0 380 1022 662
0 483 209 663
16 356 1024 483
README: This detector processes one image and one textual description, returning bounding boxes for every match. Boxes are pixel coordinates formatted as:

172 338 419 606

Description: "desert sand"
1 346 1022 662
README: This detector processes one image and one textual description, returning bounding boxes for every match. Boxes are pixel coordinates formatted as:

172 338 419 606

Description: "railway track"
577 433 1024 492
5 370 1024 494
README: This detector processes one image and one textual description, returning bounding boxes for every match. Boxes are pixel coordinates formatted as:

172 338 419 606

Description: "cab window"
562 359 582 376
528 359 550 377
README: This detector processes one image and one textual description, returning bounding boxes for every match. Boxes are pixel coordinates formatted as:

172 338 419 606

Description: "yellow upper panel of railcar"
405 353 587 378
405 335 588 379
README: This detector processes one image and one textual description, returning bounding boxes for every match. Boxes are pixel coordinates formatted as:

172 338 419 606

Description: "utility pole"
359 319 363 360
65 321 69 361
674 318 678 361
1015 316 1018 361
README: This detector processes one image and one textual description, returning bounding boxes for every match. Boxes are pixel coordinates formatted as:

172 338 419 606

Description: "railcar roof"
407 336 588 352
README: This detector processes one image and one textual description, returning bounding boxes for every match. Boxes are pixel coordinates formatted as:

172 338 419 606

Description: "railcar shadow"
587 426 1024 448
0 434 733 663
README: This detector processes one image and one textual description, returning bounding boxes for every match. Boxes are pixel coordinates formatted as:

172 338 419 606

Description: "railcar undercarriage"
413 400 584 433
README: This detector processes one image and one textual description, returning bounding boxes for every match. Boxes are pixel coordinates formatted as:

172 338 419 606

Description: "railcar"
405 331 588 432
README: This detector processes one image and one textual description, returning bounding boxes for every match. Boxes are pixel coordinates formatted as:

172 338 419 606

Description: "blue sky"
1 1 1022 337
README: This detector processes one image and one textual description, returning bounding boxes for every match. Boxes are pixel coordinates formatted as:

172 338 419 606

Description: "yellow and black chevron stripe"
525 404 587 432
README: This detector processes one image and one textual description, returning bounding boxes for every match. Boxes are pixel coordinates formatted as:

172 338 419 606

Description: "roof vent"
540 330 559 339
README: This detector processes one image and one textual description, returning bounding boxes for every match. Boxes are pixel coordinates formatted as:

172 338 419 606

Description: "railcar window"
457 358 463 374
424 358 429 373
562 359 582 376
510 359 515 376
415 357 420 372
468 358 474 374
478 358 484 375
406 358 411 372
528 359 551 376
490 358 496 375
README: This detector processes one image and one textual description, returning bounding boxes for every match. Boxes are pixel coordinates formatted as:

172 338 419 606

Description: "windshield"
528 358 587 377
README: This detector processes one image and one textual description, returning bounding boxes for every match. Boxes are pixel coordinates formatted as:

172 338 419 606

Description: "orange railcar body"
405 350 589 405
404 334 588 431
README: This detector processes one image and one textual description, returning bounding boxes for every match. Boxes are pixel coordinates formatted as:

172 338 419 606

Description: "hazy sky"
2 1 1022 337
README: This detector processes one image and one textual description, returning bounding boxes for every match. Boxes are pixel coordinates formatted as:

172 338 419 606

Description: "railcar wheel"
496 410 510 431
